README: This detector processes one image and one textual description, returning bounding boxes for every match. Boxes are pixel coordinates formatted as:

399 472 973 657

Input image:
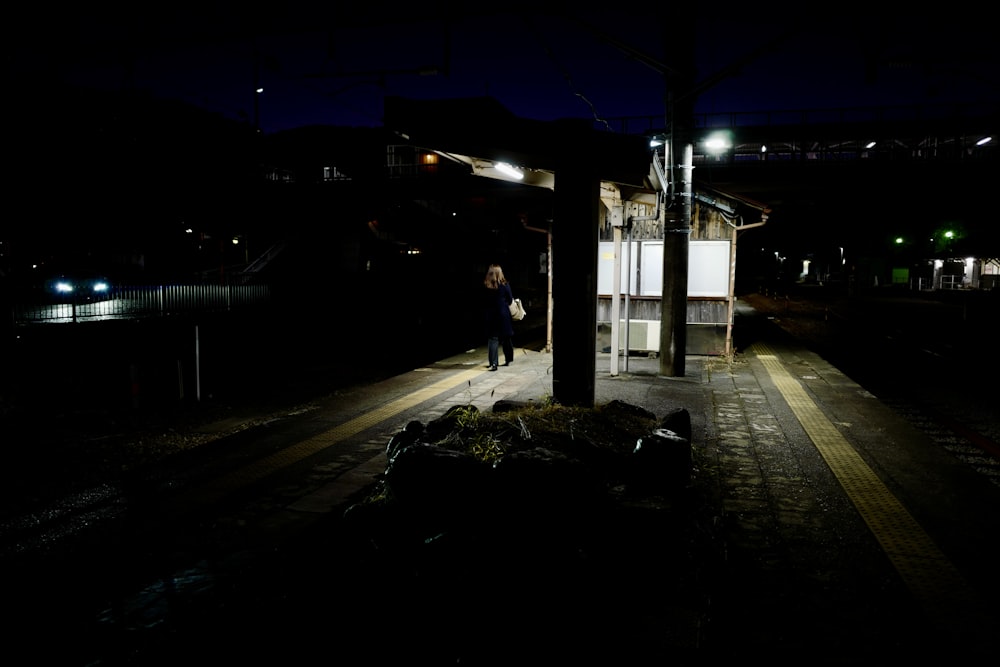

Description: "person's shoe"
489 365 498 371
503 361 511 366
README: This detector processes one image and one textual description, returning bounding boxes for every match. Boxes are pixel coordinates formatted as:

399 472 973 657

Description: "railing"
12 282 272 325
604 101 999 134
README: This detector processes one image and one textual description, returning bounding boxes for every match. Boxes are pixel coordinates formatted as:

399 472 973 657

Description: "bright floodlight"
703 131 732 154
55 281 73 293
976 136 991 146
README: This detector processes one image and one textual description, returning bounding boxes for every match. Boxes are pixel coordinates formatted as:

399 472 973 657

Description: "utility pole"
562 10 795 377
659 8 696 377
660 134 691 377
253 45 261 134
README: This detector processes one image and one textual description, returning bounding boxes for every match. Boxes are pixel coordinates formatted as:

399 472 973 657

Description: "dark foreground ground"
2 286 999 663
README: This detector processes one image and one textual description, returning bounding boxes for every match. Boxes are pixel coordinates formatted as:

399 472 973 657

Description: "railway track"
741 289 1000 488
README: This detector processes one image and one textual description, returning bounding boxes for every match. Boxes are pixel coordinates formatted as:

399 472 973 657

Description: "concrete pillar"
551 153 600 407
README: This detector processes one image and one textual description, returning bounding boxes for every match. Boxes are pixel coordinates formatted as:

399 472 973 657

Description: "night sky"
8 5 998 134
4 4 998 275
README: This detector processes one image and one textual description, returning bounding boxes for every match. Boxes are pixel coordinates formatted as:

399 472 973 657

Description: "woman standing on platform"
483 264 515 371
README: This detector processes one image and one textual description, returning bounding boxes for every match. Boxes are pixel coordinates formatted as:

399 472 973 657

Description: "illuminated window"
420 152 439 175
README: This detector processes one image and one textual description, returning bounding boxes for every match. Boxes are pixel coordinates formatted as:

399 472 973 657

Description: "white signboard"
688 241 731 297
598 240 730 297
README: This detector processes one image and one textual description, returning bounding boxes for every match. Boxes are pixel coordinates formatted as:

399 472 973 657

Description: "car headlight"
54 281 74 294
92 281 109 293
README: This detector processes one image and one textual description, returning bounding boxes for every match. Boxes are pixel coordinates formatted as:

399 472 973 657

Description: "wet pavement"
4 299 1000 663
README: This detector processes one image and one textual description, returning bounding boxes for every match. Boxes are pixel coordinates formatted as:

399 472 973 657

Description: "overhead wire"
519 12 613 132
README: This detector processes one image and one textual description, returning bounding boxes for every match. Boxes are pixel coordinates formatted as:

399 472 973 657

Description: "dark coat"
484 283 514 338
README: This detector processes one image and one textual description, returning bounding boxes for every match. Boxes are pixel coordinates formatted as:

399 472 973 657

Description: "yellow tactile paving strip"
749 342 980 624
175 368 484 508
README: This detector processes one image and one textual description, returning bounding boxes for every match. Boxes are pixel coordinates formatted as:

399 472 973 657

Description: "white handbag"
509 298 526 321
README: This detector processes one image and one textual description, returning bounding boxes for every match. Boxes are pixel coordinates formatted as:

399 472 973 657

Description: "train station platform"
7 302 1000 664
286 309 1000 661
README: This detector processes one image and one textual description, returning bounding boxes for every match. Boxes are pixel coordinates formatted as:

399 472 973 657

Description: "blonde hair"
484 266 500 289
488 264 508 285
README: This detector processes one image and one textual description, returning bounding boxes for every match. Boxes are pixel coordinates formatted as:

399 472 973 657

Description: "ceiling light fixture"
494 162 524 180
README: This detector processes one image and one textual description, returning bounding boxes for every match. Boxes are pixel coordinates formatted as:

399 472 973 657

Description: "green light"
945 231 954 239
895 237 904 244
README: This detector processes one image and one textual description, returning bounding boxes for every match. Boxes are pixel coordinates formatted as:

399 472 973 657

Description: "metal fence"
12 282 272 325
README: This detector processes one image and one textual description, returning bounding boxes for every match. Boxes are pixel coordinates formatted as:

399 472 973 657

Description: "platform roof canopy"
383 96 653 194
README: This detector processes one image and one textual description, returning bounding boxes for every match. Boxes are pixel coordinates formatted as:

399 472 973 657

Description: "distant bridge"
597 102 998 228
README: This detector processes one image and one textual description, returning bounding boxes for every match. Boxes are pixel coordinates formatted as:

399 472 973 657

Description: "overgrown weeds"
432 401 659 464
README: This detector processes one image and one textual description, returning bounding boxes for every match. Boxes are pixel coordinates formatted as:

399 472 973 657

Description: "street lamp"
233 236 248 264
253 86 263 133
